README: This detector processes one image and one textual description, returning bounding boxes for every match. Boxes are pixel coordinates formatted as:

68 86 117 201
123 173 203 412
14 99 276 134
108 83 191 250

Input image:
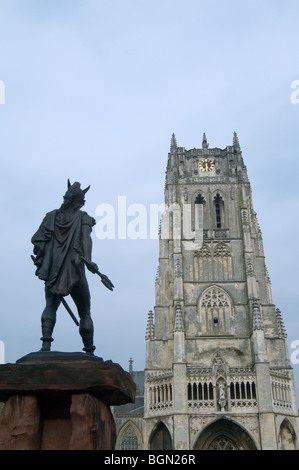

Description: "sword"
60 297 79 326
31 255 80 327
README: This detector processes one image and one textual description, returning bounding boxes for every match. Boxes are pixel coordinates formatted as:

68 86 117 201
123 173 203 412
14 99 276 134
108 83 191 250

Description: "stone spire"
202 132 209 149
170 133 177 153
233 131 241 151
129 357 134 375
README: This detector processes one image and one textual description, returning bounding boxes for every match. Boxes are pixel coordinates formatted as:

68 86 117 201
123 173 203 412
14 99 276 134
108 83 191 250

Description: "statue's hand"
86 261 99 274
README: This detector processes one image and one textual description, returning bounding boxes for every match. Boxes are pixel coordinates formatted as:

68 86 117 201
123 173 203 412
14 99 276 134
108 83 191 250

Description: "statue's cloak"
31 209 95 296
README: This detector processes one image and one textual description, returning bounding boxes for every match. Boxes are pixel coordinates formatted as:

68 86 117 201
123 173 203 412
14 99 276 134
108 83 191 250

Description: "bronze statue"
31 180 113 354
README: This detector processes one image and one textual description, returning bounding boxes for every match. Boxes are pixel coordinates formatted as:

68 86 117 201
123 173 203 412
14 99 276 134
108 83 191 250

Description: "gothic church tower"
143 133 298 450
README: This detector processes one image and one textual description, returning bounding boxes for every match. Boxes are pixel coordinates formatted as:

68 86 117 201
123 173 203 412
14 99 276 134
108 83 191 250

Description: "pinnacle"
202 132 209 149
174 303 185 332
233 131 240 150
252 302 264 331
145 310 155 340
170 133 177 152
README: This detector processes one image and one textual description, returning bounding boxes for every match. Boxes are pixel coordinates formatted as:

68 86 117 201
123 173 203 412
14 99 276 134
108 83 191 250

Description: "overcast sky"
1 0 299 401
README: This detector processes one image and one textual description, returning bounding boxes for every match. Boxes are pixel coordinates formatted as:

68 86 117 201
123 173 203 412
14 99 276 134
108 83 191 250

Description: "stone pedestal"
0 352 136 450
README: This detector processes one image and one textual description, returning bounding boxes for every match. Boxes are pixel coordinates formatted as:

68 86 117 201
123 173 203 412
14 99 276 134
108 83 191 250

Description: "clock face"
199 158 215 172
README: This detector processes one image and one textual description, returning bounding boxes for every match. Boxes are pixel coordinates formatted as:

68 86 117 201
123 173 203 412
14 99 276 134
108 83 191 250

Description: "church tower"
143 133 298 450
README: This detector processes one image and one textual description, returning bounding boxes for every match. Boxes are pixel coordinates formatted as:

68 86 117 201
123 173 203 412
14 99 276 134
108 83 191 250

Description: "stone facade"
114 133 299 450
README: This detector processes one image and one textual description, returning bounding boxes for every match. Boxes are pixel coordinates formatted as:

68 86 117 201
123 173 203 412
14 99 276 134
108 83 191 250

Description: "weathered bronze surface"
31 180 113 354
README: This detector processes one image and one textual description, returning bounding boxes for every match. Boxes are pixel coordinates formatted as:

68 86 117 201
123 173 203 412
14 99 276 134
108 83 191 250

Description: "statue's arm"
81 225 98 273
81 225 92 260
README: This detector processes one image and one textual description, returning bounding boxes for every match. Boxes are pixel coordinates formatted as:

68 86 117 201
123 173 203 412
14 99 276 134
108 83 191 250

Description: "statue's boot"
40 318 54 352
40 298 57 352
40 336 53 351
79 314 95 355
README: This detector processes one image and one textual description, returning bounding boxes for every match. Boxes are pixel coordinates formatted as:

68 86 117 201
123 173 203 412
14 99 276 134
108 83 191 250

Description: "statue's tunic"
31 209 95 296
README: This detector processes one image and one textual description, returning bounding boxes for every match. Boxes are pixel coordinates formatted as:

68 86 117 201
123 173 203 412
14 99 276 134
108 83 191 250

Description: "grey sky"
1 0 299 400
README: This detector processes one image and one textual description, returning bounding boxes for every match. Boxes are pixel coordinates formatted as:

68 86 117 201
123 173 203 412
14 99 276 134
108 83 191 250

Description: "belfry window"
214 194 224 228
198 286 234 335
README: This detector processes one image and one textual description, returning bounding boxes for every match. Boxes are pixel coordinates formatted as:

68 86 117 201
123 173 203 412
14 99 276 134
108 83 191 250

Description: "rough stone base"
0 351 135 450
0 392 115 450
0 395 41 450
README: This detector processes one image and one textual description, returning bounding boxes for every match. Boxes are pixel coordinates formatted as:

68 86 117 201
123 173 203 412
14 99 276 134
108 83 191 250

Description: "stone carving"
190 415 214 434
212 353 228 379
246 257 255 277
214 241 231 257
194 241 231 257
174 259 182 277
217 380 227 412
194 242 212 258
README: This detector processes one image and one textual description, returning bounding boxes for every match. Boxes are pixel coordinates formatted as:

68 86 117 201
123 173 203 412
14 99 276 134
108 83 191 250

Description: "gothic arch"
278 418 298 450
149 420 172 450
198 285 235 335
193 190 207 203
193 418 258 450
210 188 226 202
116 421 143 450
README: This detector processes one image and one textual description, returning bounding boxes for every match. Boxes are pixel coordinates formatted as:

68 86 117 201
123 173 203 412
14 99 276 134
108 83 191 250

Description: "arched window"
278 419 298 450
198 286 234 335
214 193 224 228
194 418 258 450
120 426 139 450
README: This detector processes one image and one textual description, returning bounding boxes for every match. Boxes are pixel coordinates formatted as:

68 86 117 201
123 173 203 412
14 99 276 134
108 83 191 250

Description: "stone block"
0 351 136 450
0 395 41 450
